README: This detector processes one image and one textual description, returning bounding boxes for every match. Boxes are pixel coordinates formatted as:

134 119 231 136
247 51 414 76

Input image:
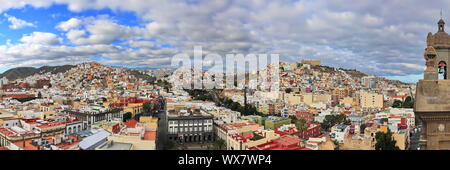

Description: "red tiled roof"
144 131 156 141
11 133 79 150
249 136 304 150
392 96 407 98
221 120 257 130
230 133 255 143
124 120 138 128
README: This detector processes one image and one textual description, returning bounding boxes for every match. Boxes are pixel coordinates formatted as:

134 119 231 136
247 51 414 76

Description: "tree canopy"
293 117 309 132
321 114 350 131
143 102 153 113
392 96 413 108
375 129 400 150
123 112 132 122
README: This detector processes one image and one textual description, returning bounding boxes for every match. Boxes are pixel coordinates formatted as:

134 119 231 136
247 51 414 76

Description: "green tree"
332 140 340 150
165 140 178 150
392 96 413 108
375 129 400 150
143 102 153 113
321 114 349 131
13 97 37 103
294 118 309 132
380 118 389 125
123 112 132 122
392 100 403 108
285 88 292 94
402 96 414 108
360 123 367 134
213 139 226 150
321 115 335 131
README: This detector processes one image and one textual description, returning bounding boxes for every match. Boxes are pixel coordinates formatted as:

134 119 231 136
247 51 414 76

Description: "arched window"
438 61 447 80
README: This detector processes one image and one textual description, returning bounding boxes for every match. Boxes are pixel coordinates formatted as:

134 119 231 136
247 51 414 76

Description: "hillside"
0 65 76 81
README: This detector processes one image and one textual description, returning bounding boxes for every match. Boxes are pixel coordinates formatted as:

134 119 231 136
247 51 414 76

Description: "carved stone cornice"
416 112 450 120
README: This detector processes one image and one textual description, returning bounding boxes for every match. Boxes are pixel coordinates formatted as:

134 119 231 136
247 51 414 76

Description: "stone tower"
415 18 450 150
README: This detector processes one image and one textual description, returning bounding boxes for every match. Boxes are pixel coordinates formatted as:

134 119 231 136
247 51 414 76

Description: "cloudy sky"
0 0 448 83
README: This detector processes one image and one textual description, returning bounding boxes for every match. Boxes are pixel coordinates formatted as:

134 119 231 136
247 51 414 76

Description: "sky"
0 0 448 83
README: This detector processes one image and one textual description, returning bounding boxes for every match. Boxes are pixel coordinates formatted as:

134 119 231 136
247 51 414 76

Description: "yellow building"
332 88 351 99
124 103 144 117
139 116 158 131
258 104 269 114
393 133 407 150
378 125 389 133
107 134 156 150
340 97 356 106
359 91 384 109
341 135 375 150
70 101 85 108
226 130 280 150
40 112 57 120
313 94 331 104
216 120 263 141
318 139 336 150
302 94 313 106
284 93 302 106
307 135 336 150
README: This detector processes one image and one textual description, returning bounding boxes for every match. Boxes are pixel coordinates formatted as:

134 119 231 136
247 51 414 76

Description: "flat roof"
79 131 110 149
97 142 133 150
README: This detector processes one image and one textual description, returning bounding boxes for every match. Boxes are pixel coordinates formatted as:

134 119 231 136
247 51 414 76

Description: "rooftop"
249 135 305 150
97 141 133 150
79 130 111 150
220 120 258 131
143 130 156 141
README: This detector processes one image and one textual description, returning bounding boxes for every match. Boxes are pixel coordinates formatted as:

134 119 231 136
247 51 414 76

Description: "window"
439 61 447 80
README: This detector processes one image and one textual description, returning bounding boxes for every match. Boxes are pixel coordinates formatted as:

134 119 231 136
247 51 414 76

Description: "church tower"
423 18 450 80
415 17 450 150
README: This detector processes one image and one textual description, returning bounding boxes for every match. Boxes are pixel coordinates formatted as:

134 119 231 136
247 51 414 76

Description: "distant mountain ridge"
0 65 76 81
0 62 408 85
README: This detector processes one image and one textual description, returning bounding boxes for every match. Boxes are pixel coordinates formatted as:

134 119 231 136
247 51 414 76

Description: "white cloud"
0 43 121 68
20 32 62 45
59 16 147 45
56 18 82 31
3 13 35 29
1 0 450 76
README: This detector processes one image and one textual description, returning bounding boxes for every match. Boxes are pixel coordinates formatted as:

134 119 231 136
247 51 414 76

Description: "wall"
108 135 155 150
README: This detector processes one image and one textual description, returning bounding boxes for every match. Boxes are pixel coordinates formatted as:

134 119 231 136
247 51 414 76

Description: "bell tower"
424 18 450 80
438 19 445 32
415 17 450 150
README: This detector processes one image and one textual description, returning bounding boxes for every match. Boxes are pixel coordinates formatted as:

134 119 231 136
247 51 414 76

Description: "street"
155 98 167 150
408 125 422 150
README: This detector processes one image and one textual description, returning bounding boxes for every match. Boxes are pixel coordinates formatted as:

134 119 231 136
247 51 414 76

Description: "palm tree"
295 118 309 132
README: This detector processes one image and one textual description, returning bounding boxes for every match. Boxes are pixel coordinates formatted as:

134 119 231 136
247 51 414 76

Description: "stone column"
424 46 438 80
